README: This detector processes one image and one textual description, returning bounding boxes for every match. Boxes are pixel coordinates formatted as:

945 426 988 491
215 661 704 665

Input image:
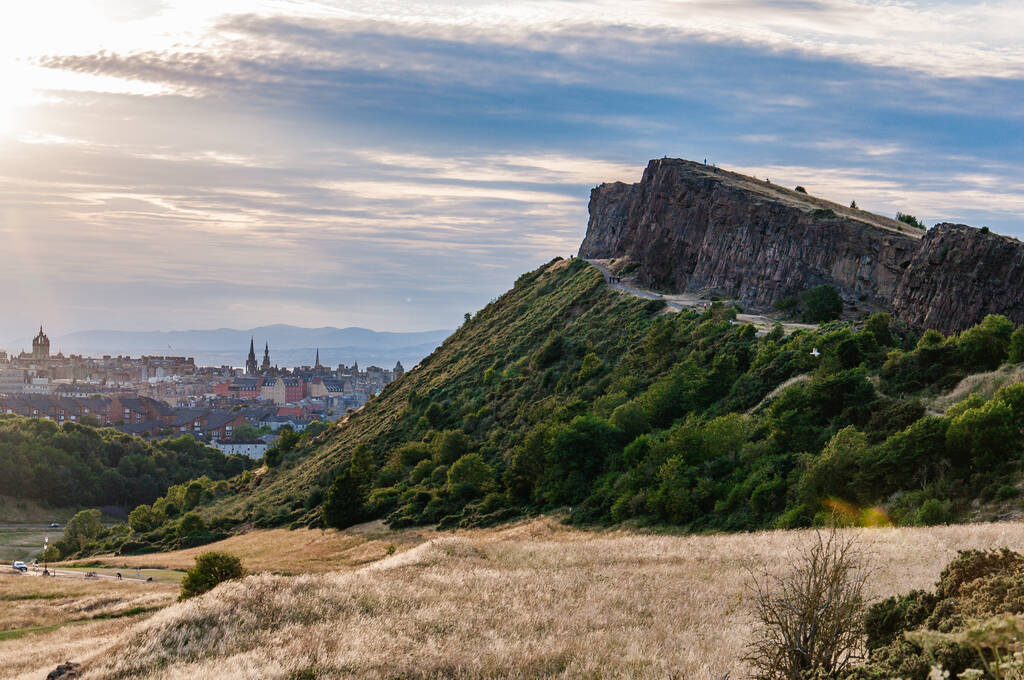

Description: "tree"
232 424 260 440
1008 327 1024 363
322 469 367 529
178 512 207 537
446 453 494 493
179 551 245 600
864 312 893 347
746 528 868 680
895 212 925 229
801 285 843 323
63 509 105 552
129 504 165 533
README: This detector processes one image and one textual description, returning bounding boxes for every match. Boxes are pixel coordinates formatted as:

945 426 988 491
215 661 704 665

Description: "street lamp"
43 536 49 576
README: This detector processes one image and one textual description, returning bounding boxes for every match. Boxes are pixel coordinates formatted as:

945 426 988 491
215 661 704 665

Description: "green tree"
446 453 494 493
864 312 893 347
946 400 1016 468
322 469 368 529
63 509 105 552
957 314 1013 370
129 504 165 533
801 285 843 323
179 551 245 600
232 424 260 440
1008 327 1024 363
178 512 207 536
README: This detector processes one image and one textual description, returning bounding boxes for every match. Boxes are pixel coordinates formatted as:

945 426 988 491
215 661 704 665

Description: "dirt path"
586 259 817 335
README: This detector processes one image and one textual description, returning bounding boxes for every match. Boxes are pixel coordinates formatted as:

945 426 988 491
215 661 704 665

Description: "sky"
1 0 1022 339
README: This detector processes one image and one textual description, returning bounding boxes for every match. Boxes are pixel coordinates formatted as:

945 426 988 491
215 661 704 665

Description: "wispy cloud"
0 1 1022 338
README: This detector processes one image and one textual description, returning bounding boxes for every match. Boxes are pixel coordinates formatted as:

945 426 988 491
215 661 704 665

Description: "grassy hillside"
13 520 1024 680
101 256 1024 556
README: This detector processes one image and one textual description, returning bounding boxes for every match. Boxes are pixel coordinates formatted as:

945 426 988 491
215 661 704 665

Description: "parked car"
12 561 28 572
49 522 61 528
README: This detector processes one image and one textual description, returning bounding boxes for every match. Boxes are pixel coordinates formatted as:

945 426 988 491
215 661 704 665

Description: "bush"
915 498 953 526
896 212 925 229
179 551 245 600
746 528 867 680
794 185 807 193
801 285 843 323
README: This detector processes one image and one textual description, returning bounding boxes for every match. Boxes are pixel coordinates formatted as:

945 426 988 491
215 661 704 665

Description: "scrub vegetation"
80 257 1024 557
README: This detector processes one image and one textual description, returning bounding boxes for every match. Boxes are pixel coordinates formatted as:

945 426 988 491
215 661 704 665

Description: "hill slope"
105 255 1024 554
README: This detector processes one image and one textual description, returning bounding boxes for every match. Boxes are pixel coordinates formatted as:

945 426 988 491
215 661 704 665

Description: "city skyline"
1 1 1022 338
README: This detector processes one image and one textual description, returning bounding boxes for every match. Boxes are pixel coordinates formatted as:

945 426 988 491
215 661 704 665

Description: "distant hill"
4 325 451 369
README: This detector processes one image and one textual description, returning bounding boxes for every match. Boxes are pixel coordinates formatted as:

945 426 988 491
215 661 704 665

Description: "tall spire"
261 342 271 373
245 336 258 375
315 347 321 369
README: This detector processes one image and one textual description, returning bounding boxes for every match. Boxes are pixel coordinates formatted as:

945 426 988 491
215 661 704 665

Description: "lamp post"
43 536 48 576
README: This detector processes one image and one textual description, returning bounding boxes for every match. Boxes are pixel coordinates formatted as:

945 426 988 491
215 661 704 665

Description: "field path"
586 258 817 335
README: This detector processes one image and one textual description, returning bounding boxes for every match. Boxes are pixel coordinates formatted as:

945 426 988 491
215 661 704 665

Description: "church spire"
261 342 271 373
245 336 258 375
315 347 321 369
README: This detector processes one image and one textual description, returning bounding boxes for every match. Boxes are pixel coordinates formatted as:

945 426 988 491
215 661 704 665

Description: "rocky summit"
579 158 1024 334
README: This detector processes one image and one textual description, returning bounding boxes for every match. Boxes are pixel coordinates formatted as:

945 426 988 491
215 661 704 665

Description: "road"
586 259 817 336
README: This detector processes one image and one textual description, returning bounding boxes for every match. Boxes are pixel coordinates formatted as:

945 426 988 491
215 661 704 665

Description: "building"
32 327 50 360
261 343 271 373
210 439 268 459
245 337 259 375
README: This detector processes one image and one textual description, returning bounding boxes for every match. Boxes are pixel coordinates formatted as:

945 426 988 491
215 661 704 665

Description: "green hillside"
103 257 1024 555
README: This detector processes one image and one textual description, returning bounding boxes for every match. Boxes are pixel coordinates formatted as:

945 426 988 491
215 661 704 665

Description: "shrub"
801 285 843 323
896 212 925 229
915 498 953 525
179 551 245 600
178 512 207 536
794 186 807 193
746 528 868 680
322 469 368 529
812 208 837 219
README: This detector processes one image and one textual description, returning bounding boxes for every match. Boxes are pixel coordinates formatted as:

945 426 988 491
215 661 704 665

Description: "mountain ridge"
580 157 1021 334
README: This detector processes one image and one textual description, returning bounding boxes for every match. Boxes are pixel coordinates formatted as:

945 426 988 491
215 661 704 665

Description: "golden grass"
36 518 1024 680
0 572 178 679
929 363 1024 413
81 521 439 574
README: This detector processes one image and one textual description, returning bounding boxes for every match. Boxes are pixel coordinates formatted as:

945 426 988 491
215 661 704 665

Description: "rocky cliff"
580 158 919 311
892 224 1024 334
579 158 1023 333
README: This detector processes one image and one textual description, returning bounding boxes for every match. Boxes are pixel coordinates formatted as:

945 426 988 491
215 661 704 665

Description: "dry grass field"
0 572 178 679
3 518 1023 680
72 521 440 574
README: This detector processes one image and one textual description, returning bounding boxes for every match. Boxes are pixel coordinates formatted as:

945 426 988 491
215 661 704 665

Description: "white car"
12 561 28 572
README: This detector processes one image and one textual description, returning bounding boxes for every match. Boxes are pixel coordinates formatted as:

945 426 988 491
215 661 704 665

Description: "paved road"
10 566 155 583
586 259 817 336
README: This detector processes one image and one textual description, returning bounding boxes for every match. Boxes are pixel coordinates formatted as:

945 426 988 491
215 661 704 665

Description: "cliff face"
580 158 919 310
892 224 1024 334
579 158 1024 334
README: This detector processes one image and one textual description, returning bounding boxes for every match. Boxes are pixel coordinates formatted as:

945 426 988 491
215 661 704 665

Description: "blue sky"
0 0 1022 338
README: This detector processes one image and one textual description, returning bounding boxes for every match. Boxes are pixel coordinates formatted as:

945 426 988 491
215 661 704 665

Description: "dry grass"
25 518 1024 680
929 363 1024 413
80 521 439 574
0 572 178 679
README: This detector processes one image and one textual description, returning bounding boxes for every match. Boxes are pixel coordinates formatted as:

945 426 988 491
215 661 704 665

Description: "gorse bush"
179 551 245 600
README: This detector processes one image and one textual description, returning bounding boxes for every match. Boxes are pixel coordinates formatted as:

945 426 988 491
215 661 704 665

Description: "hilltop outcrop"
580 158 1022 333
893 223 1024 334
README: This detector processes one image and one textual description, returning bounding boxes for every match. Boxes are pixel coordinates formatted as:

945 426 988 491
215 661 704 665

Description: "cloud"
2 1 1022 339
